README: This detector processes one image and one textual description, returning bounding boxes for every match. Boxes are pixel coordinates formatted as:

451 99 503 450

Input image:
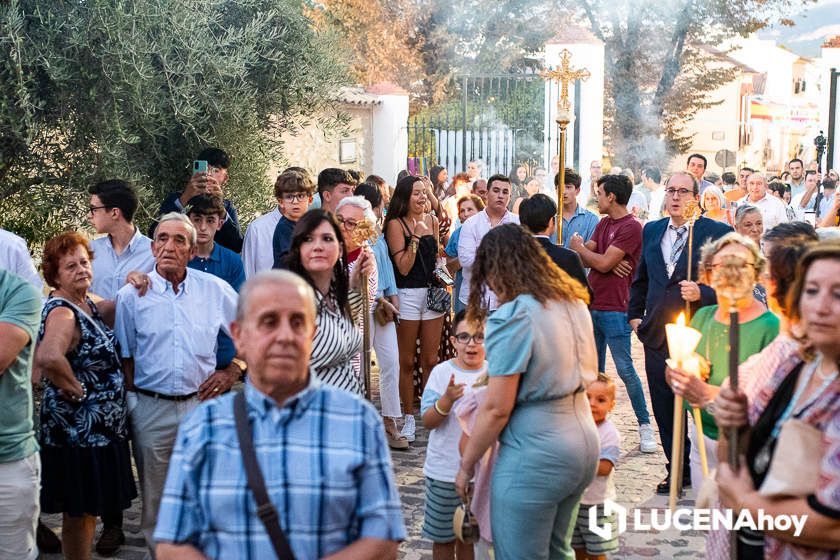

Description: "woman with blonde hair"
701 185 728 223
716 241 840 557
454 223 598 559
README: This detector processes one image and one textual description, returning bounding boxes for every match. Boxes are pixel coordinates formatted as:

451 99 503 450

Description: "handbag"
453 487 480 544
233 391 297 560
414 241 450 313
758 418 823 497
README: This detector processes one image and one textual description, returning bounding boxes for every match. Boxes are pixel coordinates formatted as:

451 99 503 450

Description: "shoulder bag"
233 391 297 560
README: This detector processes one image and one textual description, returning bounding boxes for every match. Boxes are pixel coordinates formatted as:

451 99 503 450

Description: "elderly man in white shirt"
0 228 43 291
87 180 155 300
458 174 519 311
739 172 788 231
114 212 237 554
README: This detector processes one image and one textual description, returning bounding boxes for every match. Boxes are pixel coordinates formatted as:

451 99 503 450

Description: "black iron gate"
407 74 546 178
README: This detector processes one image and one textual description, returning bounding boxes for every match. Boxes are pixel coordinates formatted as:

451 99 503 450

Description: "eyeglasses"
454 332 484 344
708 261 756 270
664 188 695 197
281 193 309 202
335 216 358 230
88 205 110 213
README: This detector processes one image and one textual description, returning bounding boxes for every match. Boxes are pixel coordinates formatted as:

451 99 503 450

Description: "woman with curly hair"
454 223 599 560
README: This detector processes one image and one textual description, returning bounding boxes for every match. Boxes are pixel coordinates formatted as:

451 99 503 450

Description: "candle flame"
676 312 686 327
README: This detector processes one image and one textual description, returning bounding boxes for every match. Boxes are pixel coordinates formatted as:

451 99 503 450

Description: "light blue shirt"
373 235 397 297
114 268 237 395
561 205 599 248
154 380 406 558
90 228 155 300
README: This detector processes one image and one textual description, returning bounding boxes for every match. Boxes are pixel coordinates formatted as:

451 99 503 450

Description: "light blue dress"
486 294 600 560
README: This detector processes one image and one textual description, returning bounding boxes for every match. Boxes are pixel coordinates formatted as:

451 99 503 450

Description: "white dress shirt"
0 228 43 290
90 228 155 300
115 268 237 395
457 209 520 310
660 219 687 278
241 208 281 278
738 193 789 231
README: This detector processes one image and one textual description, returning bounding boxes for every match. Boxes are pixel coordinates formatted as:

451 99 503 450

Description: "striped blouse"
310 258 377 397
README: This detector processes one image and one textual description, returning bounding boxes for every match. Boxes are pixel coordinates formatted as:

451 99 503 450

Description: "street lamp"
815 130 827 173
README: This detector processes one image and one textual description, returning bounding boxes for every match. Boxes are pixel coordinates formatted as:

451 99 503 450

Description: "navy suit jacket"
628 216 732 351
535 236 594 303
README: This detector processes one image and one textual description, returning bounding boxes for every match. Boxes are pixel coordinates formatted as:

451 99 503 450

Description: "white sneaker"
401 414 416 443
639 423 658 453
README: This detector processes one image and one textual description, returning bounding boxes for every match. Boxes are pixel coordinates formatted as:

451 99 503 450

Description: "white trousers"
0 453 40 560
372 313 401 418
688 415 719 493
129 392 199 557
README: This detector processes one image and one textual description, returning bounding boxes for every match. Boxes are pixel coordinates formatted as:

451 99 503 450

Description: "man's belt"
134 387 198 401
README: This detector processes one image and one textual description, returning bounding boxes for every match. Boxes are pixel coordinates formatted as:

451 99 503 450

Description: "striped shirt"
154 380 406 558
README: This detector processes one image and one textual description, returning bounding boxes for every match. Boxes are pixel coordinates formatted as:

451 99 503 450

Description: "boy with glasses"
267 170 315 269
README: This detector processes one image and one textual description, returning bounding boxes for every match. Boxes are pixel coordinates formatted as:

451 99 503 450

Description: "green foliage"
0 0 346 245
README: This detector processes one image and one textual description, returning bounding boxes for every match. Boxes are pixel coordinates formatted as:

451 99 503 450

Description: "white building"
670 35 825 174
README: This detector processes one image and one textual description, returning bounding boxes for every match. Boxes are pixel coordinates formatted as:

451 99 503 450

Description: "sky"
760 0 840 57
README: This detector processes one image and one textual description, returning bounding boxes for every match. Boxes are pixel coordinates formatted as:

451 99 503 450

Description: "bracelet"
434 400 450 416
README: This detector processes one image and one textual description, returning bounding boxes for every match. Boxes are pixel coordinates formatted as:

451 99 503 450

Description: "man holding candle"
628 171 731 494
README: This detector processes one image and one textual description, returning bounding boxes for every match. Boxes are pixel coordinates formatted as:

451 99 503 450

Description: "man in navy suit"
628 171 732 494
518 194 592 301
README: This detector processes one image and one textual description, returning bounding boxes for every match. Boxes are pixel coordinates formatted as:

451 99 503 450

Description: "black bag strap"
233 391 297 560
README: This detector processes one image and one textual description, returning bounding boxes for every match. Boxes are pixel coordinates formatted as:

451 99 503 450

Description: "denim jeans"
590 309 651 426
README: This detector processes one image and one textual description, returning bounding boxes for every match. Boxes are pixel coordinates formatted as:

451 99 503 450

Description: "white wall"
371 94 409 186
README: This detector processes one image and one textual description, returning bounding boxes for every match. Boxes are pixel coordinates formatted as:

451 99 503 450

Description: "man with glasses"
153 147 244 253
240 169 314 276
88 180 155 304
628 171 731 495
85 179 155 553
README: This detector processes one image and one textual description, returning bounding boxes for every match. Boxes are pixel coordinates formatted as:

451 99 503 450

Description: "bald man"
155 271 406 559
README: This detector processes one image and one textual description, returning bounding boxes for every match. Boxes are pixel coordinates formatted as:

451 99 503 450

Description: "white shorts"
0 453 40 560
397 288 445 321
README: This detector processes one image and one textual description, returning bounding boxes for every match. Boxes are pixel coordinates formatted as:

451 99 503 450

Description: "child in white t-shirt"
573 372 621 559
420 310 487 560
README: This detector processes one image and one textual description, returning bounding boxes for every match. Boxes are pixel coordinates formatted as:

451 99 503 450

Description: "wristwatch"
231 358 248 379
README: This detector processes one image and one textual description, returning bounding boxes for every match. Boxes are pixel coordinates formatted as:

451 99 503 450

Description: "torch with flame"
351 219 379 402
665 311 707 509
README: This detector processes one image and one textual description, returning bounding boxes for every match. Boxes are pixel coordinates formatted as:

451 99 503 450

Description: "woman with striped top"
286 209 373 396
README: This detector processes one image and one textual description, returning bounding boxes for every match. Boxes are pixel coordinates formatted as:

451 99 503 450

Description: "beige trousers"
128 392 199 557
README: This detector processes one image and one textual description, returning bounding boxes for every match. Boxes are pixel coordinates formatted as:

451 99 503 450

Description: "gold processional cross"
540 48 590 241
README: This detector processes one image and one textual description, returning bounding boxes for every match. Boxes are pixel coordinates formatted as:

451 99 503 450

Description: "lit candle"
665 312 703 364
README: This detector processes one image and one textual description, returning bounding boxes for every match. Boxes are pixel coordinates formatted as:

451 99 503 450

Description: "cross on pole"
541 49 590 244
542 49 590 113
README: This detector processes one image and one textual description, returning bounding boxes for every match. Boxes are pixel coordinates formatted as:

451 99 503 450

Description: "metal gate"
407 74 546 178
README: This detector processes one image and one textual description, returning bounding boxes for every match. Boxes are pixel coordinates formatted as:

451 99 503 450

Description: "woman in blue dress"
35 232 136 559
455 223 600 560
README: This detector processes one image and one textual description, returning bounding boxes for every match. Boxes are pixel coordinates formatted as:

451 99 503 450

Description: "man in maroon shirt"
570 174 657 453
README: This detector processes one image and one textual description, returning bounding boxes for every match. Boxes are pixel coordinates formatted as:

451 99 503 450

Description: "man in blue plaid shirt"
154 270 405 559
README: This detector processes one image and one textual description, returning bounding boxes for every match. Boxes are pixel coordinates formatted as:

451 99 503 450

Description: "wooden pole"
729 307 740 560
362 280 371 401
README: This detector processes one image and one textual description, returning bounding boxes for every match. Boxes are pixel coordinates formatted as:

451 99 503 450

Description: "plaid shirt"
154 378 406 558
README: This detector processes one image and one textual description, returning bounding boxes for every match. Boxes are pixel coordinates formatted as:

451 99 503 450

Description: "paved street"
41 334 705 559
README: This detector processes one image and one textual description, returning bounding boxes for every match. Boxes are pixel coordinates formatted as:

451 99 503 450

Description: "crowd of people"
0 146 839 560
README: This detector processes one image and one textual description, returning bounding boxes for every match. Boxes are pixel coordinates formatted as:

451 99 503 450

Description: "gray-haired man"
114 212 238 554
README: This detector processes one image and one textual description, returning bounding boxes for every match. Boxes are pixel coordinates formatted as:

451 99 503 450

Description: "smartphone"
193 160 208 175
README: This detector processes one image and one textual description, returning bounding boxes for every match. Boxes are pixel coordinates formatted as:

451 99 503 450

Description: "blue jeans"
590 310 650 426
